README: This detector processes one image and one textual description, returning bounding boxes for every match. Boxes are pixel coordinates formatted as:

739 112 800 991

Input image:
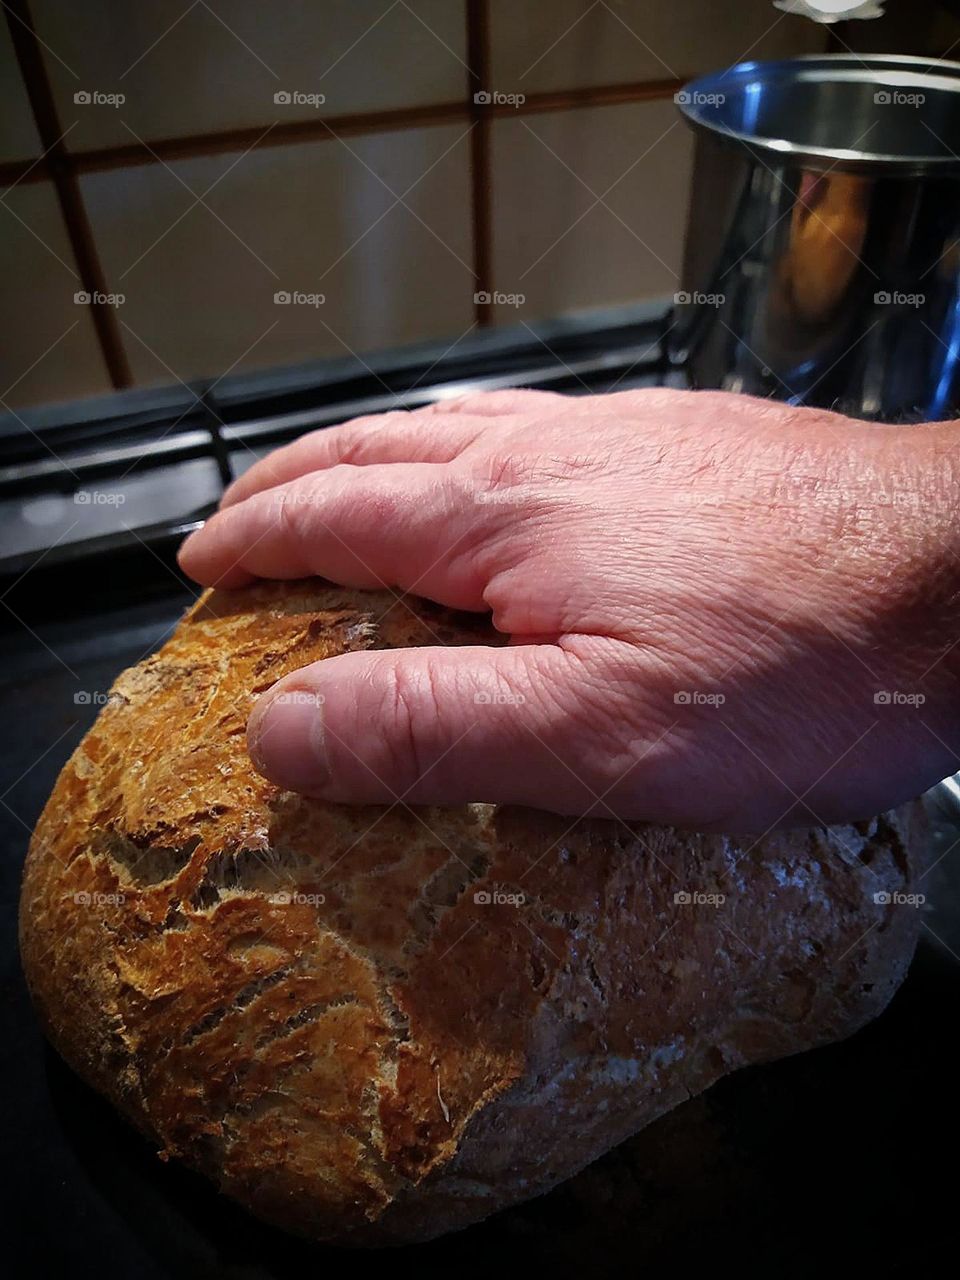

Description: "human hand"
178 388 960 830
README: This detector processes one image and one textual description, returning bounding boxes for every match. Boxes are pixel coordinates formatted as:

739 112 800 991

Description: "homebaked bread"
20 579 923 1246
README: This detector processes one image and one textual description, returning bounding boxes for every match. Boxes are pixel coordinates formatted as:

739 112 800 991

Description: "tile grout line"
4 0 134 389
0 80 689 189
467 0 493 326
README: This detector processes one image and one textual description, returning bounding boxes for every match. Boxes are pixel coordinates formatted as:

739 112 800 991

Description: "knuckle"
481 451 537 490
425 395 473 415
330 409 409 460
368 658 439 791
295 426 333 456
274 482 312 544
334 412 406 460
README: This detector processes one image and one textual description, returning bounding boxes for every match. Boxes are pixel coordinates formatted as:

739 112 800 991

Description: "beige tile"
30 0 468 152
0 181 111 408
490 99 692 323
80 123 474 386
489 0 827 95
0 23 41 162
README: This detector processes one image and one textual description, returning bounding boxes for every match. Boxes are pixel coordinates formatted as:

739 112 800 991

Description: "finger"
246 643 619 812
221 410 489 509
423 387 567 417
179 463 490 606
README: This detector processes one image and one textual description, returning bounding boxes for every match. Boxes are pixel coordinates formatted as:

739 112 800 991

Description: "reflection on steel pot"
673 55 960 421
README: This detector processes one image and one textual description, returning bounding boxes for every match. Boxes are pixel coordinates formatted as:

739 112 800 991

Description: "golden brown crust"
19 579 923 1244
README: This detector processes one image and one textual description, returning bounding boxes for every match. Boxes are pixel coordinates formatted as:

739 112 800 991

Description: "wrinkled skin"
179 388 960 831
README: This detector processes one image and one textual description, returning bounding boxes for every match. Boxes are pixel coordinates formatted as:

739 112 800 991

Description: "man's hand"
178 387 960 830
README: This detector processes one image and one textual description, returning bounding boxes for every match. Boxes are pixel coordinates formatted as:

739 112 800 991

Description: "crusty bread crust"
19 579 922 1245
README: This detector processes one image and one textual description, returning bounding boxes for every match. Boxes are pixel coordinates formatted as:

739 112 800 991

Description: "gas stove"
0 303 678 595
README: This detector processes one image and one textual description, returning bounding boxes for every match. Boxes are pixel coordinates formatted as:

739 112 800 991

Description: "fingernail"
248 685 329 794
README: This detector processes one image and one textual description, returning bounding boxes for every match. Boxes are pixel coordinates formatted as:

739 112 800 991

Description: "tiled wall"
0 1 867 411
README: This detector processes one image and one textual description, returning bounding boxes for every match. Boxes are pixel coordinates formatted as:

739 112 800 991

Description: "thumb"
247 644 619 813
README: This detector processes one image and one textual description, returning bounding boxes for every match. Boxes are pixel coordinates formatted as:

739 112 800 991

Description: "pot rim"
678 53 960 175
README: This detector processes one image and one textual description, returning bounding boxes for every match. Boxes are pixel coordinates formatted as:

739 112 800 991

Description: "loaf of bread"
20 579 923 1246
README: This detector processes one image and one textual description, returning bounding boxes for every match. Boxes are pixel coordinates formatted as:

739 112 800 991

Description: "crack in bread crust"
18 578 924 1245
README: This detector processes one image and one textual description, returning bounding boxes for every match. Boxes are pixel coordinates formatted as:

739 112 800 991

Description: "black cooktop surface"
2 312 957 1278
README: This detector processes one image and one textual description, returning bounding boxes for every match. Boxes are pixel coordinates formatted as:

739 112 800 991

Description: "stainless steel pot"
673 54 960 420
